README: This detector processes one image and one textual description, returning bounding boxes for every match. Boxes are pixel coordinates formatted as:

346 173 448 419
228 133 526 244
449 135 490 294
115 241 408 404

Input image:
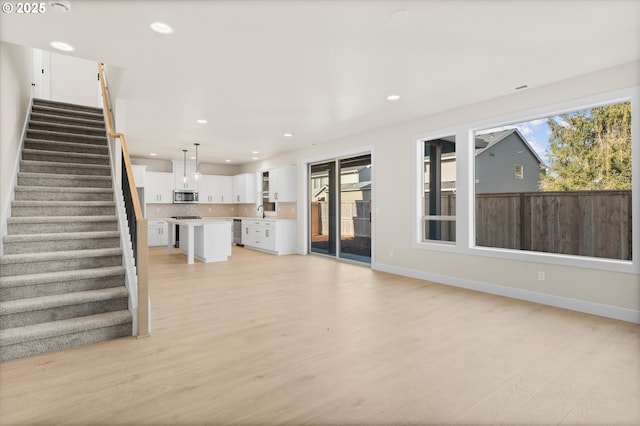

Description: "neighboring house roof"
475 128 546 166
313 181 371 199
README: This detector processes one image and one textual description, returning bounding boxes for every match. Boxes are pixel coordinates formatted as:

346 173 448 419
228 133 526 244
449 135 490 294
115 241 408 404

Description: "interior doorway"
309 153 372 263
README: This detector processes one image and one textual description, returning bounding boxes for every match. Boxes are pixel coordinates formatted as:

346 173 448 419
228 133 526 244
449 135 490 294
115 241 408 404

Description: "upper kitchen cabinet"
172 160 198 190
131 164 147 188
268 165 296 202
232 173 257 204
145 171 174 203
200 175 233 203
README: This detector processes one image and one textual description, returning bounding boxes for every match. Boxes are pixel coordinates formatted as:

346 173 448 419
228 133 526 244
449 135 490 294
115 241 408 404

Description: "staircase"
0 99 132 362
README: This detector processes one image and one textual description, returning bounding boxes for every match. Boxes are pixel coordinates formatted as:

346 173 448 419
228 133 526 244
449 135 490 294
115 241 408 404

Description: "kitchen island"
164 218 232 264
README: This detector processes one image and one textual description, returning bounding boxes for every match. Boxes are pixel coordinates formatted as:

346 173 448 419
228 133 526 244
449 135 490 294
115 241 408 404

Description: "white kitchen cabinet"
241 219 296 255
145 172 174 203
200 175 233 203
131 164 147 188
172 160 199 190
268 165 296 202
148 220 168 246
232 173 257 204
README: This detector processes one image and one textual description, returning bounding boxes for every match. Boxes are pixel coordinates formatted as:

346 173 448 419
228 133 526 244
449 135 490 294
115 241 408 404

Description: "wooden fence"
422 190 632 260
475 190 632 260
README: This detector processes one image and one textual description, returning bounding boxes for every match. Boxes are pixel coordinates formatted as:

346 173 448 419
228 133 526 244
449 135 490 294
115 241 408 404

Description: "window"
515 164 523 179
422 136 456 242
474 100 632 261
261 171 275 212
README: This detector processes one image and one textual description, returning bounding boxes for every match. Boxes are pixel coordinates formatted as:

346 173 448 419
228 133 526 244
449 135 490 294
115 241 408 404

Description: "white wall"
50 53 100 107
0 41 33 241
243 61 640 323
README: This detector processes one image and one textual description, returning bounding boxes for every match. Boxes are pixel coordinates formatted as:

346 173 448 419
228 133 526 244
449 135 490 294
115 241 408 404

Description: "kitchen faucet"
257 204 265 219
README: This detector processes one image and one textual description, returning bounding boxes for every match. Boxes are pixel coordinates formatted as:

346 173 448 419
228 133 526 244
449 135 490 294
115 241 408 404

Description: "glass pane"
310 162 336 256
423 136 456 242
474 101 632 260
339 154 371 263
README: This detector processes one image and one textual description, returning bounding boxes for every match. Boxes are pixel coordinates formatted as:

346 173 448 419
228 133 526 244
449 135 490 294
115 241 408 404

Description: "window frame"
414 86 638 274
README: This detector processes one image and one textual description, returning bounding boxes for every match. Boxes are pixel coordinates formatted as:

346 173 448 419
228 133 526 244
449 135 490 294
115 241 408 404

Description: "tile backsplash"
146 202 296 219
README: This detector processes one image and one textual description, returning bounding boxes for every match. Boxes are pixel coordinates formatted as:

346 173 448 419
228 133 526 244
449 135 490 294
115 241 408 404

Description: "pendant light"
182 149 188 185
193 143 201 180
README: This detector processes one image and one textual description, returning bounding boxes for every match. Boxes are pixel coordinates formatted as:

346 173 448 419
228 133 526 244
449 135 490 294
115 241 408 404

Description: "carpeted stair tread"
18 172 112 187
28 121 106 137
7 215 116 225
15 186 112 196
33 98 103 112
22 148 109 162
11 200 115 208
4 231 120 243
24 139 108 154
26 129 107 143
0 248 122 266
30 112 105 128
0 266 125 289
0 310 131 347
20 160 110 171
0 287 128 316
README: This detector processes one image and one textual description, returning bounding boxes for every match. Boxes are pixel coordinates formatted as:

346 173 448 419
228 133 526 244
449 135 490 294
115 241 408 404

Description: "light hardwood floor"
1 246 639 425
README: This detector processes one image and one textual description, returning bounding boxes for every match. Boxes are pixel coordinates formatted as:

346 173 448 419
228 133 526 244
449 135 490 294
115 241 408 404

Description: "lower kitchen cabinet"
241 219 296 255
148 220 168 246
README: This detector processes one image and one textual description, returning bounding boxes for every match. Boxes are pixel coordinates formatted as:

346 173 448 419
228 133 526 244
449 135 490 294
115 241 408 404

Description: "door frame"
302 146 375 264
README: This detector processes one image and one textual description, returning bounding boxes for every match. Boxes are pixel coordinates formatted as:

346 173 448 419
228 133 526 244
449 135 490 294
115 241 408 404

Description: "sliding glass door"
309 154 371 263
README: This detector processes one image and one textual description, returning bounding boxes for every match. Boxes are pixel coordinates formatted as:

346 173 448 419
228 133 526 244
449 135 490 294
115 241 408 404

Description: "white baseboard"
372 262 640 324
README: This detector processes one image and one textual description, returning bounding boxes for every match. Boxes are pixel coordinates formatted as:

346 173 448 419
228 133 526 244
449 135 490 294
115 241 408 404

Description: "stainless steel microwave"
173 190 198 204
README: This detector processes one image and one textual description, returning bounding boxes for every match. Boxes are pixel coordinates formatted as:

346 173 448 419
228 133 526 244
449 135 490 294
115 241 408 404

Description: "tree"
540 102 631 191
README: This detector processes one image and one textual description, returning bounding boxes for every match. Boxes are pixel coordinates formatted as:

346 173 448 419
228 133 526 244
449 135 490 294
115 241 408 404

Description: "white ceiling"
1 0 639 164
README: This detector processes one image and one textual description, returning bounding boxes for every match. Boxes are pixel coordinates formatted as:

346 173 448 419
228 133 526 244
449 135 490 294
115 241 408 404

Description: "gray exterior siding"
475 133 542 194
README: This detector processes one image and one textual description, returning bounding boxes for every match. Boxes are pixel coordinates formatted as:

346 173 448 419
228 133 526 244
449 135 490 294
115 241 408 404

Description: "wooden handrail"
97 62 143 220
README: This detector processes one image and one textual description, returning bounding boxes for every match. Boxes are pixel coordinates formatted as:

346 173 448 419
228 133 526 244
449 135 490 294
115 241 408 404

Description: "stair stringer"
113 188 139 336
0 97 33 255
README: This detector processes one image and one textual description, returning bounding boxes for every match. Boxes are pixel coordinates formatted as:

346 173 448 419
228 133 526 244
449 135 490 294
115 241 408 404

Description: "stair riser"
25 140 108 155
0 323 131 362
11 205 115 217
33 100 103 114
18 174 112 188
0 275 125 302
1 297 129 329
30 114 105 129
3 237 121 255
14 191 113 202
8 221 118 235
22 152 110 166
29 122 106 137
26 130 107 145
0 254 122 277
20 162 110 176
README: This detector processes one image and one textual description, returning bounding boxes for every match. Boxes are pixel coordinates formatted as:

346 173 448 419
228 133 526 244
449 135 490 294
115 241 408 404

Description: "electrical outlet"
538 271 545 281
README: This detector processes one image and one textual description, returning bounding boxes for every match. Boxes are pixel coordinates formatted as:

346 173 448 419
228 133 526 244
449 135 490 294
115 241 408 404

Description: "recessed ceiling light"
50 41 74 52
283 133 293 137
251 151 259 154
190 156 196 160
150 22 174 35
150 153 157 156
391 9 409 20
225 159 231 163
386 94 400 101
251 156 259 160
196 119 207 124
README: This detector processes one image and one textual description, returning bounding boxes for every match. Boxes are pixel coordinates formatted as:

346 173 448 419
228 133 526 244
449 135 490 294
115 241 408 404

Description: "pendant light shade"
182 149 188 184
193 143 201 180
